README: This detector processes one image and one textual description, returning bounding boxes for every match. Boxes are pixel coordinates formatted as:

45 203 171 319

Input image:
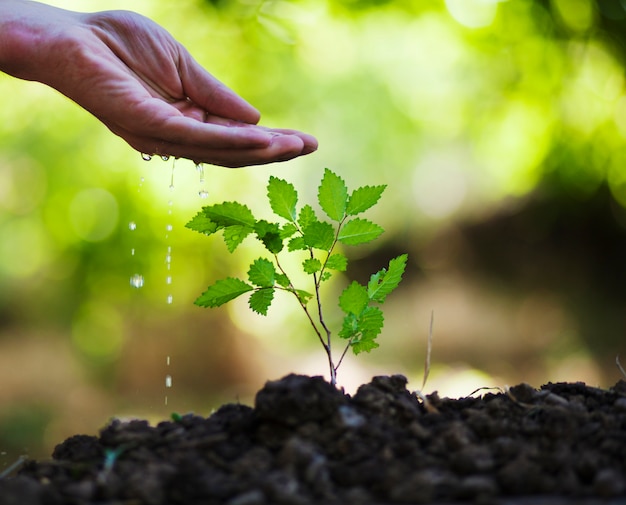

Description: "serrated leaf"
249 288 275 315
288 236 307 251
318 168 348 221
268 176 298 221
339 313 358 340
367 254 408 303
275 273 291 288
321 271 333 282
346 185 386 216
223 225 252 252
298 205 318 230
338 218 384 246
185 211 219 236
195 278 253 308
339 281 369 315
203 202 256 228
303 221 335 251
296 290 313 304
280 223 298 239
247 258 276 288
255 220 283 254
303 258 322 274
351 337 380 354
351 307 384 354
326 253 348 272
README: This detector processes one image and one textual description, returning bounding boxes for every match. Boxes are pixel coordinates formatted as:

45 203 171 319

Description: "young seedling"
185 168 407 386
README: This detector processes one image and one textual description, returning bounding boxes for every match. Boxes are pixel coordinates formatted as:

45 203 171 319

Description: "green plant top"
185 168 407 386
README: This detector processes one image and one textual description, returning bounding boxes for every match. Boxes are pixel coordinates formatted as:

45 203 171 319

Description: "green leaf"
288 236 307 251
195 278 253 307
326 253 348 272
298 205 318 230
275 273 291 288
268 176 298 221
203 202 256 228
185 210 219 236
351 307 384 354
339 281 369 316
318 168 348 221
321 271 333 282
303 258 322 274
303 221 335 251
280 223 298 239
255 220 283 254
248 258 276 288
296 290 313 304
367 254 408 303
249 288 275 315
339 313 358 340
338 218 384 246
223 225 252 252
346 185 386 216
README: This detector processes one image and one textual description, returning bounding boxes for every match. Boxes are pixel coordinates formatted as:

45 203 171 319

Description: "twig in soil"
468 386 504 397
0 456 26 479
421 310 434 392
616 355 626 380
414 311 439 413
504 386 533 409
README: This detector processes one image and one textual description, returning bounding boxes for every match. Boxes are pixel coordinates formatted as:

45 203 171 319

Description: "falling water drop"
199 190 209 199
130 274 144 289
166 224 173 232
169 159 176 190
166 294 173 304
166 275 172 285
128 221 137 231
196 163 205 183
141 153 152 161
165 375 172 388
131 248 135 256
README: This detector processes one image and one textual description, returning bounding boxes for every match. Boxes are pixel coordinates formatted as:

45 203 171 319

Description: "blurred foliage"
2 0 626 458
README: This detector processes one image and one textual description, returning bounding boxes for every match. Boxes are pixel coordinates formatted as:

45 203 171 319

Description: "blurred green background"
2 0 626 465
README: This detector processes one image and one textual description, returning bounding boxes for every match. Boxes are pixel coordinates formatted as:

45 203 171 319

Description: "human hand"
0 2 317 167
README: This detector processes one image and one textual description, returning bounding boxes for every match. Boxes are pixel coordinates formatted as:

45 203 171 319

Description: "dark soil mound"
1 374 626 504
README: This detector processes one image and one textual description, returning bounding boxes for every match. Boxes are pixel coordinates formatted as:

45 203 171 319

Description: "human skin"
0 0 318 167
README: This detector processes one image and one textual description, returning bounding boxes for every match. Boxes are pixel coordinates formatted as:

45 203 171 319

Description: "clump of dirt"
1 374 626 504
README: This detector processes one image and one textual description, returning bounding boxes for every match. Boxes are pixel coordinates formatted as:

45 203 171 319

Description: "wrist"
0 1 82 81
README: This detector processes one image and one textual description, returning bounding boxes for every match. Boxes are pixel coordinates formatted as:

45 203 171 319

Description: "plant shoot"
185 168 407 385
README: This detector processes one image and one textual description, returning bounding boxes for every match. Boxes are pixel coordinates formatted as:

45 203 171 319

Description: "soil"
1 374 626 505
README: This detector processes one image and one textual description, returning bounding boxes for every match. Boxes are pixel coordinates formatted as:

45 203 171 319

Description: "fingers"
178 48 261 125
116 126 312 168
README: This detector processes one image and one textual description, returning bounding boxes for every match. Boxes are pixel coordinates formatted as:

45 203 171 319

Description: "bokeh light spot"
69 188 119 242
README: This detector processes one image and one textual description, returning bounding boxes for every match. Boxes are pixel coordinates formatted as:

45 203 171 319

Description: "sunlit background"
2 0 626 464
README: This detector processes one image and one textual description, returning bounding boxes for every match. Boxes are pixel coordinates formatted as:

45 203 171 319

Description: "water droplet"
166 356 170 366
199 190 209 199
166 294 173 304
128 221 137 231
131 248 135 256
130 274 144 289
196 163 205 183
165 375 173 388
166 224 173 232
141 153 152 161
166 275 172 285
161 155 170 162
